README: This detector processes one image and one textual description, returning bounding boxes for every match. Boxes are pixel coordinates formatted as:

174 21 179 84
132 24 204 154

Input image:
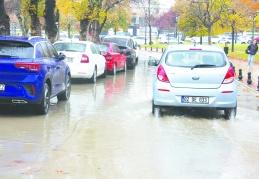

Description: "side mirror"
58 52 66 60
148 58 159 66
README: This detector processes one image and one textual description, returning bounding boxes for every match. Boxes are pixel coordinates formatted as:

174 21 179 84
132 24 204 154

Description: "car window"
96 44 108 53
103 37 127 47
166 51 226 67
39 42 50 58
46 42 59 58
0 40 34 58
127 39 133 48
90 44 98 54
112 45 120 53
54 42 86 52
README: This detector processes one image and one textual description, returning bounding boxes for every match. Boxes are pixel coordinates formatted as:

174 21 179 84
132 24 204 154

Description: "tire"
224 105 237 120
111 64 116 75
57 74 71 101
35 82 50 115
152 101 162 117
100 66 107 78
89 67 97 83
122 61 127 72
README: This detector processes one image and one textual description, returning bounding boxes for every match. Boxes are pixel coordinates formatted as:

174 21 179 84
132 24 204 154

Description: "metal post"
252 16 255 42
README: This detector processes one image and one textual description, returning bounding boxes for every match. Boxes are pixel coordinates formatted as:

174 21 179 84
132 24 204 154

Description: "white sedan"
53 41 106 83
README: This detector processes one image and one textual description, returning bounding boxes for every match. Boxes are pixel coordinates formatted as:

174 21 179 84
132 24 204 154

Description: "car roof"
54 40 92 45
104 35 131 39
0 36 48 45
166 45 223 52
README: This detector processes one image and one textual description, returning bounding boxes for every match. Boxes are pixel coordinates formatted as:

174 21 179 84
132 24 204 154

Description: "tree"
0 0 10 35
174 0 232 45
152 7 177 38
131 0 159 44
44 0 58 43
103 2 132 35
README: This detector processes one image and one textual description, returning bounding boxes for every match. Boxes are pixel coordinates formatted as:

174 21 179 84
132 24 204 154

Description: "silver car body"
151 45 237 116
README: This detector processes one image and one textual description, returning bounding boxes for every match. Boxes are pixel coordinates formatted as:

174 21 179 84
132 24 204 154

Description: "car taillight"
157 65 169 83
80 54 89 63
14 62 40 71
222 67 235 84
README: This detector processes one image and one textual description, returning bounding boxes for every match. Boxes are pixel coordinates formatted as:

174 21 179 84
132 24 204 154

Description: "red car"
96 42 127 75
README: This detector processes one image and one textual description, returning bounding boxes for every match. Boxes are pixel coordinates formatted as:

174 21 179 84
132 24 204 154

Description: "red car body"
97 42 127 75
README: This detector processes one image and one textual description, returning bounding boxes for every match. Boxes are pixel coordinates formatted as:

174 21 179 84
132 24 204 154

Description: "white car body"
53 41 106 82
148 45 237 119
159 36 183 44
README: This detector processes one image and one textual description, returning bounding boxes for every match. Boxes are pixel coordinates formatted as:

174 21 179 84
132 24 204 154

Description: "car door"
112 44 123 69
90 43 105 76
45 42 67 93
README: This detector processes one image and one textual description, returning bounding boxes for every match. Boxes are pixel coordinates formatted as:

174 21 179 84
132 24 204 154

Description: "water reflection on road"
0 51 259 178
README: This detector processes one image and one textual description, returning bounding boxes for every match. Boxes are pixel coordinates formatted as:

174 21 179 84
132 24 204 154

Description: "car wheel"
89 67 97 83
224 105 237 120
100 66 107 78
122 61 127 72
152 101 162 117
57 74 71 101
127 62 135 70
111 64 116 75
35 82 50 115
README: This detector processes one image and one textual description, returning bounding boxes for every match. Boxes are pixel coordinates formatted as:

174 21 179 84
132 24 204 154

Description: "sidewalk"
229 56 259 93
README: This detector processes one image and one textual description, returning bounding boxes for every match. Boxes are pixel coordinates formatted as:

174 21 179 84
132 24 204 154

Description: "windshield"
165 51 226 67
103 38 127 47
95 44 108 53
0 41 34 58
54 42 86 52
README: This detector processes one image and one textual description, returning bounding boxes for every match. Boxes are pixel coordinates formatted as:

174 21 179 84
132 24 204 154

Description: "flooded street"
1 51 259 178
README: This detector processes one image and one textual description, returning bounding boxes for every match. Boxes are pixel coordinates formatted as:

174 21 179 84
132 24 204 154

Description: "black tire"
89 67 97 83
111 64 116 75
122 61 127 72
35 82 50 115
224 105 237 120
57 74 71 101
100 66 107 78
152 101 162 117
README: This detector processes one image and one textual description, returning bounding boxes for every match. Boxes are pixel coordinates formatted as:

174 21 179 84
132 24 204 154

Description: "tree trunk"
0 0 10 35
44 0 58 43
208 25 212 45
16 10 26 36
80 18 89 41
92 20 100 43
29 0 41 36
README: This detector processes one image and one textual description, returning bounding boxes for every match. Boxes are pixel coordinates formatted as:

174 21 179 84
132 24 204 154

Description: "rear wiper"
191 64 215 70
0 55 19 58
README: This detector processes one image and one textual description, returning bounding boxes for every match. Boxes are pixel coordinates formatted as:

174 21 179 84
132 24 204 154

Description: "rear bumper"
153 81 237 108
0 97 41 104
106 60 115 71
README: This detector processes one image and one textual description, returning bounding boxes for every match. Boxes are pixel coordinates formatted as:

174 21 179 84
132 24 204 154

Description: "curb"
236 80 259 94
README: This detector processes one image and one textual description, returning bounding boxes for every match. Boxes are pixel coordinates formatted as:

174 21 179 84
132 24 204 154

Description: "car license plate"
66 58 73 62
0 84 5 91
181 96 209 104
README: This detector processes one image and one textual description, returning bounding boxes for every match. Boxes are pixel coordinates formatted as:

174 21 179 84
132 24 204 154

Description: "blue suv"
0 36 71 114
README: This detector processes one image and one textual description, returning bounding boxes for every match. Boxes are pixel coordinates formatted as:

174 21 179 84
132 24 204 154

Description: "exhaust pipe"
12 100 27 104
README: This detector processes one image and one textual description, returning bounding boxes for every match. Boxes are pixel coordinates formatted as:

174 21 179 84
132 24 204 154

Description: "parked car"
0 36 71 115
53 41 106 83
132 36 155 45
132 39 141 62
95 42 127 75
70 34 80 41
159 36 184 44
148 45 237 119
102 36 137 69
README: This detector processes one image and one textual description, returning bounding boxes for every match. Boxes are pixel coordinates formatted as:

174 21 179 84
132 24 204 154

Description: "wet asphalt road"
0 51 259 178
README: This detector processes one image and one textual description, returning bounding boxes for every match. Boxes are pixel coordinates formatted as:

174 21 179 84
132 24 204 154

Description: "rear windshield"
165 51 226 67
95 44 108 53
53 43 86 52
0 40 34 58
103 38 127 47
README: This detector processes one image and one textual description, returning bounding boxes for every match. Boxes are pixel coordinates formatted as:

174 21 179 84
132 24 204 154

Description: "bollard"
233 66 236 75
238 69 243 80
151 47 152 51
247 72 252 85
257 76 259 91
162 48 163 52
156 47 158 52
145 46 146 50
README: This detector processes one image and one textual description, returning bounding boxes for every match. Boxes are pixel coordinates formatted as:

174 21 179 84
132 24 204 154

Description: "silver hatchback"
148 45 237 119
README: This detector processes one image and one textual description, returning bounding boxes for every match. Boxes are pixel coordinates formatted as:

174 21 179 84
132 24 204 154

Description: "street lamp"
55 22 59 40
176 16 179 44
251 12 258 42
144 13 147 44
